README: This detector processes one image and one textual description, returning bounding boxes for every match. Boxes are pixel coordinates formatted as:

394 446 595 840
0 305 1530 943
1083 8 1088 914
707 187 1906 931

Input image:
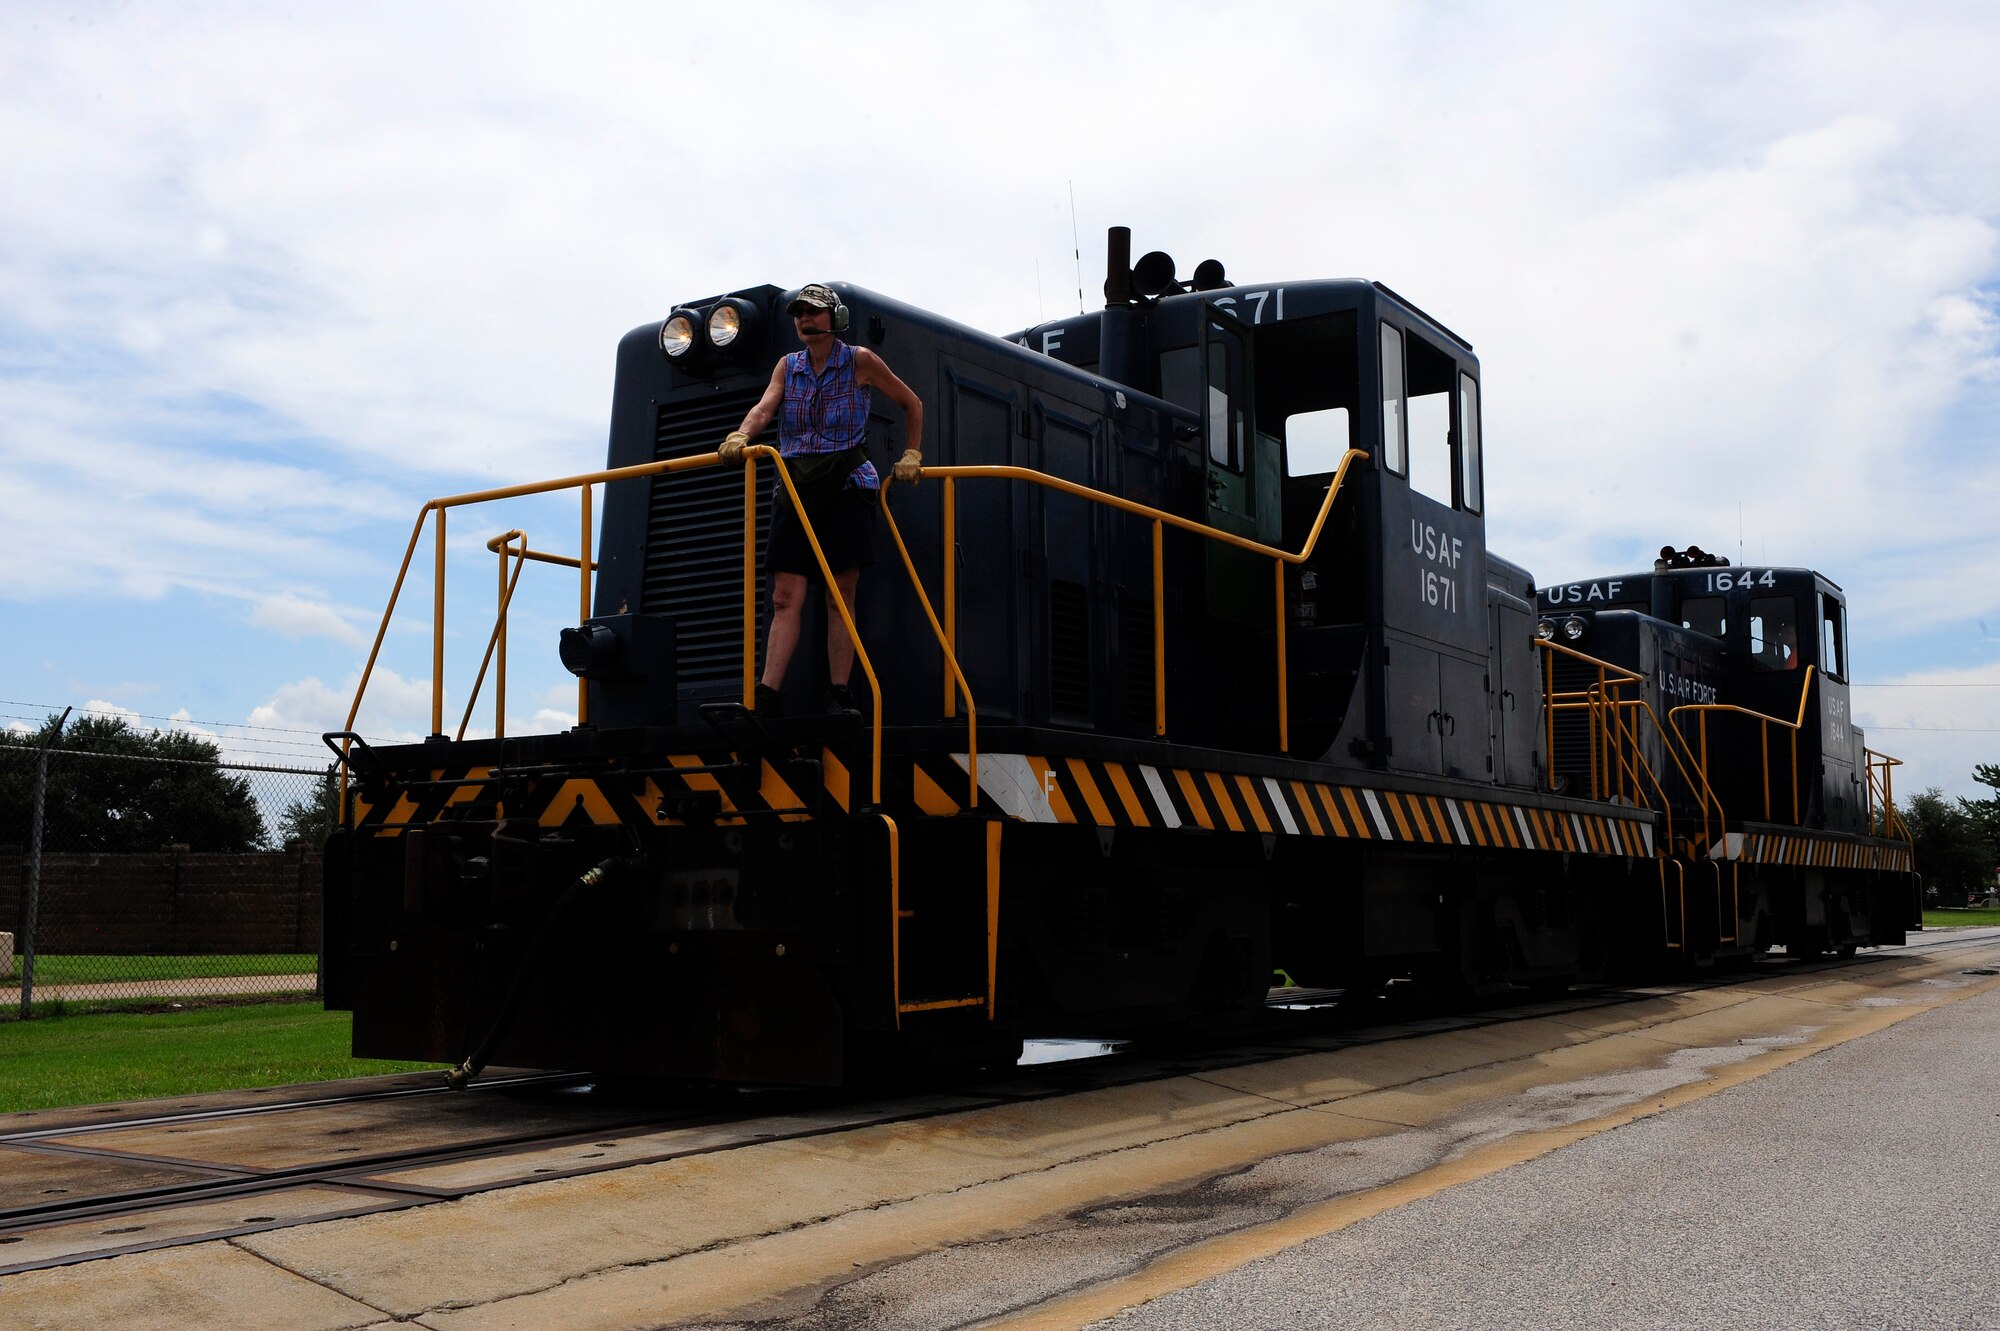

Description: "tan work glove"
892 448 923 485
718 430 750 465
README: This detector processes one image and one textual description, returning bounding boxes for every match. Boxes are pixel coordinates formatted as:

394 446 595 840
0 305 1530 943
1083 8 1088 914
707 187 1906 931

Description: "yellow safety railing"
348 445 1366 817
1864 747 1911 842
889 450 1369 767
1669 667 1815 826
875 479 978 808
1535 639 1727 858
343 445 890 807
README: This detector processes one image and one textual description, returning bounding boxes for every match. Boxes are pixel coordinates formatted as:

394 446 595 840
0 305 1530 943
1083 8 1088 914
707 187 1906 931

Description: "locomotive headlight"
660 311 698 359
707 303 742 348
705 297 762 360
1536 619 1556 641
1562 616 1587 641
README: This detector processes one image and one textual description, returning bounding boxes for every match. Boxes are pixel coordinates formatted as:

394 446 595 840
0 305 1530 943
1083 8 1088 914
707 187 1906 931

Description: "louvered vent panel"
643 392 769 685
1050 579 1091 720
1548 653 1600 789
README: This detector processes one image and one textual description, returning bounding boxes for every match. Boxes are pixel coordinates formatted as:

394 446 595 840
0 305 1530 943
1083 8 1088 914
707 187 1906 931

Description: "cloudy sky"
3 1 1997 800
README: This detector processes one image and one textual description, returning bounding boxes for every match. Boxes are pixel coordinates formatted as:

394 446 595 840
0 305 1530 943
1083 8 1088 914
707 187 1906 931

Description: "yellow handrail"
1534 638 1728 856
348 445 1365 814
1863 747 1910 841
454 533 529 742
918 450 1368 754
344 446 890 805
875 478 978 808
1669 666 1816 825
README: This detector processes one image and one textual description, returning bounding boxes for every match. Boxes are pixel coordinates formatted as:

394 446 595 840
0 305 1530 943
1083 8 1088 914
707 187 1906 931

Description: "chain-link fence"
1 731 333 1019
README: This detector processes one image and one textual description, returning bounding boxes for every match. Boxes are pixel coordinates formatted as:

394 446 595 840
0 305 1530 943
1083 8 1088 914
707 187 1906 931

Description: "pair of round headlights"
660 297 760 364
1535 616 1588 642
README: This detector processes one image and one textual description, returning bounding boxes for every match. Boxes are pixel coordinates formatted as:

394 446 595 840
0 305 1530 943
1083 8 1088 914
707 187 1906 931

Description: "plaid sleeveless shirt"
778 340 879 491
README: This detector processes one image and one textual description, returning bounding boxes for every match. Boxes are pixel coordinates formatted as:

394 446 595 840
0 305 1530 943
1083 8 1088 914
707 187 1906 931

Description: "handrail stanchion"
1274 559 1289 753
432 504 447 737
1544 648 1557 792
456 535 528 742
1152 519 1166 737
578 484 593 726
496 533 511 738
943 475 957 718
743 454 759 708
877 479 978 808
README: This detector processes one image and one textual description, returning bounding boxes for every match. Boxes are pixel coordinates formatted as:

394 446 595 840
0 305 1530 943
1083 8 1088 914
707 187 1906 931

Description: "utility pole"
20 706 72 1018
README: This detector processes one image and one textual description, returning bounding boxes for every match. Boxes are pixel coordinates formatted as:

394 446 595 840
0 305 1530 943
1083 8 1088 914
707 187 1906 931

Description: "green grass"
0 1002 443 1113
2 953 316 987
1924 907 2000 928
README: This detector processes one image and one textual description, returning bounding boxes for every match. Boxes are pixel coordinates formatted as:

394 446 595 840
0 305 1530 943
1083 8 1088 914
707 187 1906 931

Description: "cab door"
1201 305 1277 622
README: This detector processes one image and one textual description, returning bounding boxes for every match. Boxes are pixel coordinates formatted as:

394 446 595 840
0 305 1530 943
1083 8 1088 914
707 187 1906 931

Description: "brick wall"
0 845 322 955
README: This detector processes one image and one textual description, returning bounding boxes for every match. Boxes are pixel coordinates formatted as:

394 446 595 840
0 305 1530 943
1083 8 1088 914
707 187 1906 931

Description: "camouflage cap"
787 283 840 314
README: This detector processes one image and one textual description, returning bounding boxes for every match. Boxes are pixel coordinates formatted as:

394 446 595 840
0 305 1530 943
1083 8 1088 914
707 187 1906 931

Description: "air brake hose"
446 857 620 1091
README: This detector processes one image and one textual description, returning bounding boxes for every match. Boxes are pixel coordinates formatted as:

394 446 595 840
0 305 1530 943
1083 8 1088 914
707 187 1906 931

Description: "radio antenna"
1069 180 1084 314
1738 501 1744 563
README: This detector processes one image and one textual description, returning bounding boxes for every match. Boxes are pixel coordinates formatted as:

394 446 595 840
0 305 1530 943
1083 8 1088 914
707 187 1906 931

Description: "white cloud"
250 593 367 648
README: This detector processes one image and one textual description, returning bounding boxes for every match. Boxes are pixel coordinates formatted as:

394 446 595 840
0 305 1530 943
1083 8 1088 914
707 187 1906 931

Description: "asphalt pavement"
1091 965 2000 1330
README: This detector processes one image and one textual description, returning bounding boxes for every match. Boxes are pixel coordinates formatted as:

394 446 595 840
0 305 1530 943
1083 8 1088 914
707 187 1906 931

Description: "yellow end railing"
1863 747 1911 842
1534 638 1727 858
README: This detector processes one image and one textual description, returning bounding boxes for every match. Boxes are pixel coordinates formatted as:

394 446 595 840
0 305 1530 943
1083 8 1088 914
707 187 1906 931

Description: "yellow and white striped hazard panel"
923 751 1655 857
1711 829 1914 874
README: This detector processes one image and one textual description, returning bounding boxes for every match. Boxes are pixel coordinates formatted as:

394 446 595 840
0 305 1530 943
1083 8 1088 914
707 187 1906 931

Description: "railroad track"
4 931 1990 1278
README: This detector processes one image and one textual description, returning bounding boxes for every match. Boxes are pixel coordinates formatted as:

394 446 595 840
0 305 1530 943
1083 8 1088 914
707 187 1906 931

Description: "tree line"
1903 763 2000 904
0 714 332 854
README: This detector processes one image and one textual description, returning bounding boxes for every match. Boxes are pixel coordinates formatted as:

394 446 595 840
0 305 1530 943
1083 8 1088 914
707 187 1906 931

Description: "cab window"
1680 596 1727 637
1379 323 1406 475
1458 372 1482 513
1820 594 1846 680
1405 331 1455 506
1748 595 1803 672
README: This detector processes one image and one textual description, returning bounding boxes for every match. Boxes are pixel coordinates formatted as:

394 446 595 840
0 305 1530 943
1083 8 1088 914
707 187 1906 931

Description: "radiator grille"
1050 579 1091 719
1548 653 1602 790
642 392 768 685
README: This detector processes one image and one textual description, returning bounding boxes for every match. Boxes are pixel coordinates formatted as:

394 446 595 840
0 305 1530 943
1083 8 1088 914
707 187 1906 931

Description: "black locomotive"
322 230 1918 1084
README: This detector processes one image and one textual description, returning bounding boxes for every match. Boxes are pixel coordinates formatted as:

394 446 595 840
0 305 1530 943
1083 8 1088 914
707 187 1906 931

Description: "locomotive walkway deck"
3 930 1997 1330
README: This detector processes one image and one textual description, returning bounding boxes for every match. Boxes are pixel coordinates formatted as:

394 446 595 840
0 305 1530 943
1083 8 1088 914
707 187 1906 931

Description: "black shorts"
766 480 877 577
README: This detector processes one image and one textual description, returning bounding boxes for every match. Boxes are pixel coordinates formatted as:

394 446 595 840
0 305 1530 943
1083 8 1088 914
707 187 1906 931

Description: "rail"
1668 667 1815 825
1534 639 1727 857
342 445 889 806
1863 747 1911 842
891 451 1370 776
347 446 1368 816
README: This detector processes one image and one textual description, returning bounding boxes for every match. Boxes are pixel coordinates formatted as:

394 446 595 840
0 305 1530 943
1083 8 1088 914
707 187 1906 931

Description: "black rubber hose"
446 858 619 1091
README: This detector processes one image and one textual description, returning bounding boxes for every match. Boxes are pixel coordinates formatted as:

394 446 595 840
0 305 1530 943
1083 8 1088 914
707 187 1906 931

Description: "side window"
1748 595 1801 672
1458 372 1482 513
1405 332 1454 506
1378 322 1406 475
1821 594 1846 680
1206 336 1244 471
1680 596 1727 638
1285 407 1351 476
1158 346 1200 414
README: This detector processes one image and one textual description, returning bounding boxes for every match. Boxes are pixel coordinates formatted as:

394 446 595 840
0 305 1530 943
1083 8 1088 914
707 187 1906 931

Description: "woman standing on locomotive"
719 284 924 716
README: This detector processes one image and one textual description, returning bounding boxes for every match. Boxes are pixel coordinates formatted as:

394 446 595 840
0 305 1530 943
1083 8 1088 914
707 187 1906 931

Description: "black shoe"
824 684 860 717
754 683 786 717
